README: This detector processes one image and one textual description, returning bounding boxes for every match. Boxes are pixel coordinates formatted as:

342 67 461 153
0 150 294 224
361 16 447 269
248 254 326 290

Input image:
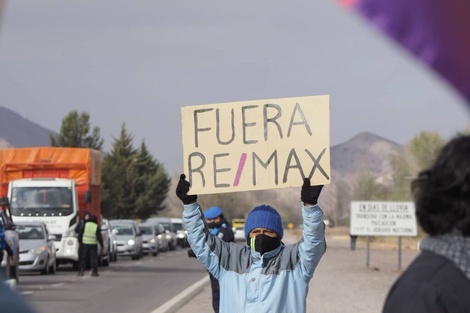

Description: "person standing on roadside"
203 206 234 313
75 211 90 274
176 174 326 313
75 211 91 233
383 134 470 313
77 215 103 277
350 233 358 251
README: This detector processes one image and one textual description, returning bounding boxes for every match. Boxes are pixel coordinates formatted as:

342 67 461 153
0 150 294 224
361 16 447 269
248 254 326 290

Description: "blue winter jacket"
183 202 326 313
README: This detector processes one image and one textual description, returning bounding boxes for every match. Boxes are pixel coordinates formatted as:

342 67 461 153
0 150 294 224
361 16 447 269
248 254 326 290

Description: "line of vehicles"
0 147 187 283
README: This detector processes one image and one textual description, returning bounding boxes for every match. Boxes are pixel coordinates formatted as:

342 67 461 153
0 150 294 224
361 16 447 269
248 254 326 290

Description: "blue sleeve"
298 205 326 280
182 202 223 278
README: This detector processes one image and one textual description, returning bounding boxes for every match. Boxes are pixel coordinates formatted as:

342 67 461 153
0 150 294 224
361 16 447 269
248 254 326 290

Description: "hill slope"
0 106 56 147
331 131 403 186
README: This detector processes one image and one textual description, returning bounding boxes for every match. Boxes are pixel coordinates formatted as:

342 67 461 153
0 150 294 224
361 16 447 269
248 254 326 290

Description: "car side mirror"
101 225 108 231
48 234 56 241
112 229 118 235
136 231 142 237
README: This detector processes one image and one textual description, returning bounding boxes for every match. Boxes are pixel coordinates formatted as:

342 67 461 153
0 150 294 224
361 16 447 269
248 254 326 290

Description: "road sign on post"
350 201 418 271
350 201 417 236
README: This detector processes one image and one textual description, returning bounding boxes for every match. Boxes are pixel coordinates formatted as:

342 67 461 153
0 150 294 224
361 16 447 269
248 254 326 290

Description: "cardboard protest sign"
181 95 330 194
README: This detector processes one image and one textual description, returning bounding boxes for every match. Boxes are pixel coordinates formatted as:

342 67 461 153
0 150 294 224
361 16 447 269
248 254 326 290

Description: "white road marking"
150 276 209 313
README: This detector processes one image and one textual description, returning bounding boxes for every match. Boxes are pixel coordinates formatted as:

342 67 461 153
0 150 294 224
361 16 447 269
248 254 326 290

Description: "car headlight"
166 235 171 240
127 239 135 245
29 246 46 255
157 234 162 239
149 238 156 243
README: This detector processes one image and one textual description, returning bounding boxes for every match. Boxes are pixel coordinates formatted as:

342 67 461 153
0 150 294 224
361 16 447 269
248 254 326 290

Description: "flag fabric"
340 0 470 103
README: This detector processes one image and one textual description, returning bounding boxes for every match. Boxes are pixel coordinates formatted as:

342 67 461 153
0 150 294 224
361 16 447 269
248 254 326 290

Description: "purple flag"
340 0 470 103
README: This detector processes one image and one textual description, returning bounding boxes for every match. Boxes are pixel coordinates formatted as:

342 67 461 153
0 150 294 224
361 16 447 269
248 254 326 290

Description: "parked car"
109 219 143 260
144 218 177 251
154 222 169 252
16 222 56 275
0 197 19 282
102 218 118 262
138 223 159 256
170 218 188 247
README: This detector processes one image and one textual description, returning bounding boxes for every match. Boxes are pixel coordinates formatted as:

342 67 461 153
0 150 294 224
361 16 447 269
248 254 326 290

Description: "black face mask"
207 221 222 229
247 234 281 255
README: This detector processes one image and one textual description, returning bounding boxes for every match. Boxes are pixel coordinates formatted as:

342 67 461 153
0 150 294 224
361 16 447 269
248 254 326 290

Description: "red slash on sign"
233 153 247 187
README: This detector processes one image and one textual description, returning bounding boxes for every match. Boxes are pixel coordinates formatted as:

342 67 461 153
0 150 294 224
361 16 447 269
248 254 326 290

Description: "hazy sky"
1 1 469 175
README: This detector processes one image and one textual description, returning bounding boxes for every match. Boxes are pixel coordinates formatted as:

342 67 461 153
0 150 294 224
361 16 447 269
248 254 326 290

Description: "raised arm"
298 178 327 279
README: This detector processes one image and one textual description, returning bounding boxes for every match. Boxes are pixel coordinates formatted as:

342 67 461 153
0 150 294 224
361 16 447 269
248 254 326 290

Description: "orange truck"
0 147 101 268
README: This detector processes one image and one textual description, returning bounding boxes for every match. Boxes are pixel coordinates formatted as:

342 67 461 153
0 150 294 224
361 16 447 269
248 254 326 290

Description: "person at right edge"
383 134 470 313
177 174 326 313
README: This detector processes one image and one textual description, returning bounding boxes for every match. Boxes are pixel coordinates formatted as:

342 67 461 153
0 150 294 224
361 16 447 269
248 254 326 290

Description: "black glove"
301 178 323 205
176 174 198 205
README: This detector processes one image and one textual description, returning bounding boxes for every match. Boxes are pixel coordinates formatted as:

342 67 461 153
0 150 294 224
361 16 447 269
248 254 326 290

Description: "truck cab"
9 178 81 267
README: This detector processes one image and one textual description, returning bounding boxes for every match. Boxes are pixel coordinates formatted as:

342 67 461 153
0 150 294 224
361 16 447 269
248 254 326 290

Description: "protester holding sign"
383 134 470 312
176 174 326 313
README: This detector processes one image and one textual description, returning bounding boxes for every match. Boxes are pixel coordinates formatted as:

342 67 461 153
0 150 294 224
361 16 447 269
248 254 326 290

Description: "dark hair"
412 134 470 236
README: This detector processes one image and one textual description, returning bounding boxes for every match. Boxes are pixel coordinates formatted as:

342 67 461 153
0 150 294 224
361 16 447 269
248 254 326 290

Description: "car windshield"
160 222 172 232
112 224 134 236
10 187 73 216
17 225 45 240
139 226 153 234
173 223 184 231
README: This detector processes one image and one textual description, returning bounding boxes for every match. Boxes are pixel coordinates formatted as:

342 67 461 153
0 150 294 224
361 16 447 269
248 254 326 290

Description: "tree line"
50 110 170 220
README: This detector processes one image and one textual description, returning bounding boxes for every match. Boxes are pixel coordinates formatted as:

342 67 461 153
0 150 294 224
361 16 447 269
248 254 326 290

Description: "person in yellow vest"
75 211 90 273
77 215 103 277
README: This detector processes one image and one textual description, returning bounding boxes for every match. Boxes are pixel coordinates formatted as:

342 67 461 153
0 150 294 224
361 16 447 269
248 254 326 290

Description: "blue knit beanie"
245 205 283 239
204 206 223 219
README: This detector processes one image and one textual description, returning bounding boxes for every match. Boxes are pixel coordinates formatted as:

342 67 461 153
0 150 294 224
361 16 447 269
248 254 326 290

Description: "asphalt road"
16 247 207 313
